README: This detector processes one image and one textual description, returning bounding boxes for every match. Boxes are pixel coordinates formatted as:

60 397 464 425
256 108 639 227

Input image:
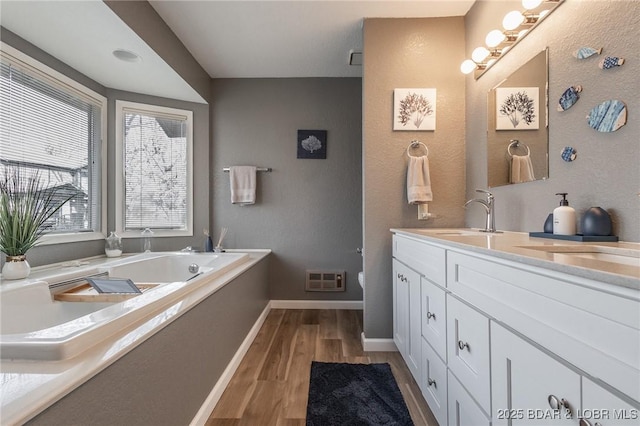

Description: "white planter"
2 255 31 280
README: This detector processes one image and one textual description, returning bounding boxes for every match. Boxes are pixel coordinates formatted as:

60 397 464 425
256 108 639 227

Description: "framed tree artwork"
393 88 436 131
495 87 539 130
297 130 327 159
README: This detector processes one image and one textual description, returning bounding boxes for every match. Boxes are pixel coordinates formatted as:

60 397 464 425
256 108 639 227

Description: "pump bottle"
553 193 576 235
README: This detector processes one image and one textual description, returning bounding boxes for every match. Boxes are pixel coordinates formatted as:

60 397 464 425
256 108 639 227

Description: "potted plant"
0 167 74 280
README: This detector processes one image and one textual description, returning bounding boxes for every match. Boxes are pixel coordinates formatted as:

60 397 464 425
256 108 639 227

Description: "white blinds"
122 108 188 230
0 52 103 233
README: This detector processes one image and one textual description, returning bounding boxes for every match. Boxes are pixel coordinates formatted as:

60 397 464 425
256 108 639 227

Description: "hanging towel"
230 166 257 205
510 154 535 184
407 156 433 204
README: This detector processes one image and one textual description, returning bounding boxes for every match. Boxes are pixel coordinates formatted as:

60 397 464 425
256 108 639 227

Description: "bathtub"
0 251 250 361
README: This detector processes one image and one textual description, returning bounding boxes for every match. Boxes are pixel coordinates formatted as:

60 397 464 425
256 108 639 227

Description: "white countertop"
391 228 640 289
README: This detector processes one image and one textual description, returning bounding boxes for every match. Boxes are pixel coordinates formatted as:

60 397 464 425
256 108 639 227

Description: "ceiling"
149 1 475 79
0 1 474 103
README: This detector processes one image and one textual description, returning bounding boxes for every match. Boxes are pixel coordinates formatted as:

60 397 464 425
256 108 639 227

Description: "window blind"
122 108 188 230
0 53 103 233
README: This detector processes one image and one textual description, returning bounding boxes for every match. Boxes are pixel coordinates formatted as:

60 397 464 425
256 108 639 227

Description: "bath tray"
54 283 159 303
529 232 619 242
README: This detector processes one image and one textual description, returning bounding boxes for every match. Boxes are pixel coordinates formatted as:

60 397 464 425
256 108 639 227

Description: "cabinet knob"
426 311 436 320
457 340 469 351
548 394 572 417
427 378 436 387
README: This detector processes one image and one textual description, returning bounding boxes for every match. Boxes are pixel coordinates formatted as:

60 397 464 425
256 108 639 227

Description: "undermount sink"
435 230 505 236
517 245 640 267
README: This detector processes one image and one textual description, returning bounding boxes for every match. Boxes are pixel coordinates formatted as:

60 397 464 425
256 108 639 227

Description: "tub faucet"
464 189 498 233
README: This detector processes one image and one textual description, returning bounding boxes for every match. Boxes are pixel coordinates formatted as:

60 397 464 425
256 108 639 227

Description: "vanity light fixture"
112 49 142 63
460 0 563 78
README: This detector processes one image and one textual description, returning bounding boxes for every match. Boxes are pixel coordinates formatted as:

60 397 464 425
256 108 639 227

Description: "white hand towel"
407 156 433 204
230 166 257 205
510 154 535 184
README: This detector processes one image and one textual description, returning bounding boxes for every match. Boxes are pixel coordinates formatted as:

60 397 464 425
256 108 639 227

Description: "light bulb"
518 29 529 39
522 0 543 10
472 47 490 63
460 59 477 74
486 30 506 47
539 9 550 19
503 10 524 30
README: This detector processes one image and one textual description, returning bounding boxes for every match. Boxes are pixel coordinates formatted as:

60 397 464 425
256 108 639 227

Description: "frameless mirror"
487 48 549 188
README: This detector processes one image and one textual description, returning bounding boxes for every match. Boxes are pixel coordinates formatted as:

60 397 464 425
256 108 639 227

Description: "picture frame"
495 87 540 130
393 88 436 131
297 129 327 159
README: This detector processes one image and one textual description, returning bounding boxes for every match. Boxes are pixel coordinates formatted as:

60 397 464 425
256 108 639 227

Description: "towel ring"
406 140 429 158
507 140 530 157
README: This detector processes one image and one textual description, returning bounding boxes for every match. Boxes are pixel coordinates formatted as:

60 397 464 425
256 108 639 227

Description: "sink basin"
516 245 640 268
435 230 505 236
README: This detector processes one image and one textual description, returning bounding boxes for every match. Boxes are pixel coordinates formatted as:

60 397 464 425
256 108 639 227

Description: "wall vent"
305 270 346 292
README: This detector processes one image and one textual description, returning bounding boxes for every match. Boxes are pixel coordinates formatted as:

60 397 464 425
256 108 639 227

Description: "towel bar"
223 167 272 172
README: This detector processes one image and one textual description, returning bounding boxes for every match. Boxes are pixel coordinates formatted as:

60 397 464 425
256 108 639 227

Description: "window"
0 43 106 244
115 100 193 237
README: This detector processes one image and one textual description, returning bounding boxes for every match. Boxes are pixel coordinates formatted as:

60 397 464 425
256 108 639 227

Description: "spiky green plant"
0 168 75 256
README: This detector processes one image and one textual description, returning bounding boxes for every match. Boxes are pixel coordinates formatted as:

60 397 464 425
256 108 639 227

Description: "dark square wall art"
297 130 327 159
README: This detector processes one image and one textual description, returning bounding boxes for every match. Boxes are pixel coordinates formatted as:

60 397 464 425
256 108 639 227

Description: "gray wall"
362 17 466 338
1 5 212 268
27 257 270 426
211 78 363 301
465 0 640 241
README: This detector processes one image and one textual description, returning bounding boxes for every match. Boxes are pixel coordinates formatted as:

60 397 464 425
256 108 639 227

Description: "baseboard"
270 299 363 310
361 332 398 352
190 304 271 426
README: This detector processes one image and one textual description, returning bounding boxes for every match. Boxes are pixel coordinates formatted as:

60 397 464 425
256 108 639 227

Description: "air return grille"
305 270 345 292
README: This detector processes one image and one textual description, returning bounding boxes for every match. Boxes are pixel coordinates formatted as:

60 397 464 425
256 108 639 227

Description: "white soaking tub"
0 251 249 361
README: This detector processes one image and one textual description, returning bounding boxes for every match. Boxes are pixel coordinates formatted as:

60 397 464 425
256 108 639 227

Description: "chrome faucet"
464 189 498 233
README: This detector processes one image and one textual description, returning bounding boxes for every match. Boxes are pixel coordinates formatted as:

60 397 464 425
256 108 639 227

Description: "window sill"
39 232 106 246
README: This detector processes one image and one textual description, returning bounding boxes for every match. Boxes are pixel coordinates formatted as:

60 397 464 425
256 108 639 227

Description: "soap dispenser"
553 193 576 235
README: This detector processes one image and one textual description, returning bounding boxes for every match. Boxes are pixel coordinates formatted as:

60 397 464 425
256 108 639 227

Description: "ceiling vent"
349 50 362 66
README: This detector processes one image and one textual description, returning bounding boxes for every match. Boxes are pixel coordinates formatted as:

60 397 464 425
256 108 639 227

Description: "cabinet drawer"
447 250 640 403
448 370 491 426
421 277 447 361
491 322 580 425
447 295 491 414
582 378 640 426
420 337 448 426
393 234 446 286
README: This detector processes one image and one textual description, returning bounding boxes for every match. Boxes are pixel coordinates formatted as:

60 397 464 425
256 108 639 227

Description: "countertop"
391 228 640 290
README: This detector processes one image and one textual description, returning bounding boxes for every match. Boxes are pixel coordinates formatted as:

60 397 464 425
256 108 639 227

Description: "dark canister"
543 213 554 233
581 207 612 236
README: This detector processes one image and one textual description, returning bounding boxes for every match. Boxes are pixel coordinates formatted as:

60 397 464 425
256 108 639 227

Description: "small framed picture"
495 87 539 130
393 88 436 131
297 130 327 159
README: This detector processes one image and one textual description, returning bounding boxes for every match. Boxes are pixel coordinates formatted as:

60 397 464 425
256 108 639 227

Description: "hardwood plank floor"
206 309 438 426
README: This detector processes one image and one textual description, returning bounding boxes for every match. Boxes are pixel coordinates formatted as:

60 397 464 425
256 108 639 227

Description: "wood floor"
206 309 437 426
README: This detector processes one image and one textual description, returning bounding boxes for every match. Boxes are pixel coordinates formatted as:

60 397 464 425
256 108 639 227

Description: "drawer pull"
548 395 572 417
397 273 407 282
579 419 602 426
457 340 469 351
427 378 436 387
426 311 436 320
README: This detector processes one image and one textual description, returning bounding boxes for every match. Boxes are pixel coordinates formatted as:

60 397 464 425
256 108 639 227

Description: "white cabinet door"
447 295 491 414
407 263 421 378
491 322 581 425
448 370 491 426
421 277 447 361
581 378 640 426
421 337 448 426
393 259 409 358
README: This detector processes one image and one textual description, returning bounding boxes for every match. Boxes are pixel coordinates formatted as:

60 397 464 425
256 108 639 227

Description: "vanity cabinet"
391 231 640 426
392 258 421 377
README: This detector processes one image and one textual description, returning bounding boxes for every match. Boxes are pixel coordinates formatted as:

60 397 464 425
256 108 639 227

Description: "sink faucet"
464 189 497 233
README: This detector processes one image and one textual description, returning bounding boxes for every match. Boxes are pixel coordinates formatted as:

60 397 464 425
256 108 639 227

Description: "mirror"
487 48 549 187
